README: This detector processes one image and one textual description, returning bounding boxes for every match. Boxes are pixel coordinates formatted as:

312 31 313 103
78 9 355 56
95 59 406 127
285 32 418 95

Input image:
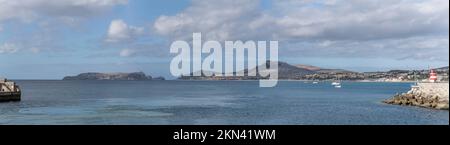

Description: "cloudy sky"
0 0 448 79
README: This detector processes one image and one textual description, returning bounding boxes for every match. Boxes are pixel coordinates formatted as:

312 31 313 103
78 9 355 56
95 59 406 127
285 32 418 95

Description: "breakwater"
384 83 449 110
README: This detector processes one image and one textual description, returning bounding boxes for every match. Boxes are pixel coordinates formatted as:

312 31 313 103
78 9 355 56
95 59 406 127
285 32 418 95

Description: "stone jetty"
384 83 449 110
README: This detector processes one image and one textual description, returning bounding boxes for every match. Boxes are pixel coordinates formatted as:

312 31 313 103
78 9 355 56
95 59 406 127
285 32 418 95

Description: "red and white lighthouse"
429 69 438 83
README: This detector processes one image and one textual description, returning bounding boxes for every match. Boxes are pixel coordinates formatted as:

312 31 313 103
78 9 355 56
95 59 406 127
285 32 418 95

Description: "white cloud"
0 43 19 54
0 0 128 23
154 0 262 41
273 0 449 40
30 47 41 53
0 0 129 55
106 19 145 43
153 0 449 62
282 35 449 61
119 48 135 57
154 0 448 41
113 43 168 58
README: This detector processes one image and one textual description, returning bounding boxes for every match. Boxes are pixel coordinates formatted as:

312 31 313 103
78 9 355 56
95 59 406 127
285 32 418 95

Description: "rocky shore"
384 83 449 110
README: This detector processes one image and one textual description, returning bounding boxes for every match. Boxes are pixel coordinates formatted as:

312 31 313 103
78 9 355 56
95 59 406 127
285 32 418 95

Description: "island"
63 72 165 81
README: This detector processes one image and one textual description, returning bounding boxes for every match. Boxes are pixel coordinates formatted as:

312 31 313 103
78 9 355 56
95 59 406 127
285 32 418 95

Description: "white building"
0 78 19 93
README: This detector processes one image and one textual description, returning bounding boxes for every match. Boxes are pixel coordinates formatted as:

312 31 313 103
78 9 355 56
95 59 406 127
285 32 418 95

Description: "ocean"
0 80 448 125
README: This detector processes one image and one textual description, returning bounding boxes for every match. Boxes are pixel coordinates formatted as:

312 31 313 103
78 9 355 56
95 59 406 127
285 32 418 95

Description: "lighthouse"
429 69 438 83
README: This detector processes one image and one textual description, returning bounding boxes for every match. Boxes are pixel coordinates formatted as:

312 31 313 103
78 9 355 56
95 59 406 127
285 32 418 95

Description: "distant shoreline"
10 79 430 83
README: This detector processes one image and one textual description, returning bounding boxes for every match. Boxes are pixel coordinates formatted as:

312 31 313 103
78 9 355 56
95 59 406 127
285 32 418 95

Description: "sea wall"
384 83 449 110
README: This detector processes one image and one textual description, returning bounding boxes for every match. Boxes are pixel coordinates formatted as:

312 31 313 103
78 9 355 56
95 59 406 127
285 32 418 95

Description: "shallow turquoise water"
0 80 448 125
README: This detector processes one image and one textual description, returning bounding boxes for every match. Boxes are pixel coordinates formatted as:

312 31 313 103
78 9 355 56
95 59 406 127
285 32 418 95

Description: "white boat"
331 82 341 86
332 77 342 88
312 81 319 84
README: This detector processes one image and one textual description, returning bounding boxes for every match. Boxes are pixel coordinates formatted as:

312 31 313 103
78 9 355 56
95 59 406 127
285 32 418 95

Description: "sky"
0 0 449 79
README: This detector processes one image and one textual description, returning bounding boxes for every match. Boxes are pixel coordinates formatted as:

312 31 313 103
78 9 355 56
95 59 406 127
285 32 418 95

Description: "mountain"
267 61 316 79
295 64 355 73
63 72 153 81
179 61 316 80
295 64 322 71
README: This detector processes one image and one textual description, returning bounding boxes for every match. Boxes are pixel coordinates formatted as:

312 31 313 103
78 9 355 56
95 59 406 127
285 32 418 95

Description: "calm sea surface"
0 80 448 125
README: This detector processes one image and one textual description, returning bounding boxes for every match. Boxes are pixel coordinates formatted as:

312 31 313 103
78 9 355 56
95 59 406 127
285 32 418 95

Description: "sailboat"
332 76 342 88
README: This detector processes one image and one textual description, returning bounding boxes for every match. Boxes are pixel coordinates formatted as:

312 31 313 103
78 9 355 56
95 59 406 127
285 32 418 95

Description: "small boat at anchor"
332 77 342 88
331 81 341 86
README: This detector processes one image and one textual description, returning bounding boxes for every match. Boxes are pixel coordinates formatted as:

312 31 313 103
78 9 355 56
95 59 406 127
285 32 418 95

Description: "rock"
411 99 420 106
436 103 449 110
384 83 449 110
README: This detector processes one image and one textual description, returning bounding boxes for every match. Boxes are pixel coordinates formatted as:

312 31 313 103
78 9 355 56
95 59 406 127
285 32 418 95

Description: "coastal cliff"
384 83 449 110
63 72 155 81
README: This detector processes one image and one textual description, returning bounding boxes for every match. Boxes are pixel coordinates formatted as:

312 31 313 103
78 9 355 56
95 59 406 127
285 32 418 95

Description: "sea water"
0 80 448 125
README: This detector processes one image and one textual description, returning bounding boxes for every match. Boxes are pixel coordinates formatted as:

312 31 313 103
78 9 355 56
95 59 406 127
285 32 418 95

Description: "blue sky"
0 0 449 79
